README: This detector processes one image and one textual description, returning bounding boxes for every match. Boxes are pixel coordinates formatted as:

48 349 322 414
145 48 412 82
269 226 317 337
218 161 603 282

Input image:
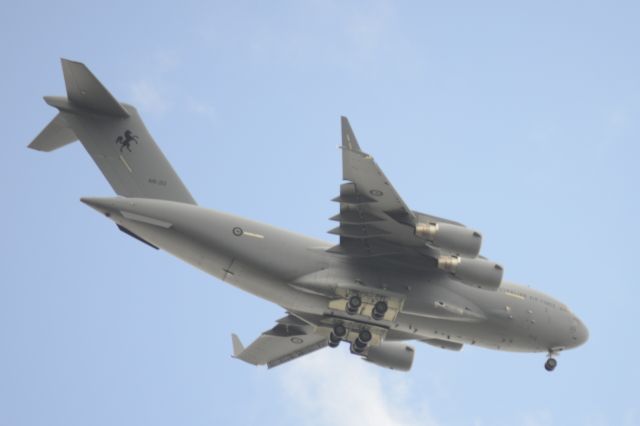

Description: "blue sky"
1 1 639 425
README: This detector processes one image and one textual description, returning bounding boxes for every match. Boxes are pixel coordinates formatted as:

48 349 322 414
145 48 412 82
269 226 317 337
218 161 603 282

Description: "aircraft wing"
231 314 327 369
328 117 435 257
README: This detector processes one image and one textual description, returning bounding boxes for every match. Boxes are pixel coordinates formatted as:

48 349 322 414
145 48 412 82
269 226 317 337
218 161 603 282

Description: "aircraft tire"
544 358 557 372
351 341 365 354
372 301 388 320
358 329 372 343
333 324 347 338
346 295 362 314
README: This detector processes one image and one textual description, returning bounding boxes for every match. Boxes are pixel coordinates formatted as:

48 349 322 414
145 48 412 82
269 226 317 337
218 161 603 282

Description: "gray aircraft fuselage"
31 59 588 372
81 196 589 356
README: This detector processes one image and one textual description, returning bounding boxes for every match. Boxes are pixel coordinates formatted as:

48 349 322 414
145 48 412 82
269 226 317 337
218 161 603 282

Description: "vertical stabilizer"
28 59 196 205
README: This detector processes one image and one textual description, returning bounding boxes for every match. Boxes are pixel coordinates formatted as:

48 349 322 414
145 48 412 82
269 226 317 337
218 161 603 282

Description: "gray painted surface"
30 59 588 372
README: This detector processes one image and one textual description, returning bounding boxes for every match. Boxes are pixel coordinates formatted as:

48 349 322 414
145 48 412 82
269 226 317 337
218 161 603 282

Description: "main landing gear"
346 295 362 315
328 324 348 348
372 301 388 320
328 324 373 354
351 329 372 354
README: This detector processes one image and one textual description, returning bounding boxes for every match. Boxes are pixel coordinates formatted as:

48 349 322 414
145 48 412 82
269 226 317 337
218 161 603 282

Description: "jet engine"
437 255 503 291
415 221 482 257
363 342 415 371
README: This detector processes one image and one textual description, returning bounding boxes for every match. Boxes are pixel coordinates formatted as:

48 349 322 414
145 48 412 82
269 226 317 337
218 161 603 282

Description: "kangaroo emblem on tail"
115 130 139 152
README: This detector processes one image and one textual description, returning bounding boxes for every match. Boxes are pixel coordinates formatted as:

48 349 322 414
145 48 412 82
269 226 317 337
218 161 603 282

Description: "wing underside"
328 117 430 258
328 117 503 289
231 315 327 369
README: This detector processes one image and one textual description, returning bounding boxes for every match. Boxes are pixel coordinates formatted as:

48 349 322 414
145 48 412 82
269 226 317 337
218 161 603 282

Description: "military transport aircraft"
29 59 588 372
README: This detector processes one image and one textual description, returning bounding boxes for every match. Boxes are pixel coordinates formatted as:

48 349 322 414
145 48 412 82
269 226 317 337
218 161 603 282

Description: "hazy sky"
2 1 639 425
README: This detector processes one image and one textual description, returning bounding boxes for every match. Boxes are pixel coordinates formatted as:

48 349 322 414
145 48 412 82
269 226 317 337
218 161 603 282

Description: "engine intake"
415 221 482 257
438 255 503 291
364 342 415 371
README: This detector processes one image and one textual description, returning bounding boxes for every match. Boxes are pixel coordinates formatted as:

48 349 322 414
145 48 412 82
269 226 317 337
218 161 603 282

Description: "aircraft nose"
571 316 589 347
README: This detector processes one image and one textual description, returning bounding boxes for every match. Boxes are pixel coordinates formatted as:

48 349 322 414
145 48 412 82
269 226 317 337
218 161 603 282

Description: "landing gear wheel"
333 324 347 338
328 324 347 348
544 358 557 372
372 301 388 320
346 295 362 315
351 341 366 354
358 329 372 343
352 329 372 353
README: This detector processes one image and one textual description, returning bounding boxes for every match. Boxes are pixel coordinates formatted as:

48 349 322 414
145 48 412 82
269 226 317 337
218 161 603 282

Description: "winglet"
341 116 362 152
60 58 130 117
231 334 245 358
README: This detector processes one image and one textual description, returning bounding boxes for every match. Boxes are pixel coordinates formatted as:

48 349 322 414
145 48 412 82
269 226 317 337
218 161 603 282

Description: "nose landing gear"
544 349 560 372
544 357 557 372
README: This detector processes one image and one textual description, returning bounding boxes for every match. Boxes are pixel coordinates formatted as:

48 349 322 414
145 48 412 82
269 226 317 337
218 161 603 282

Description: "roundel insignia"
369 189 384 197
232 227 244 236
290 337 303 344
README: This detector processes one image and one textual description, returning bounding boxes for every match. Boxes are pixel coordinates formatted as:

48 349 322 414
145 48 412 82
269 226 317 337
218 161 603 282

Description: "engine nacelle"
364 342 415 371
438 255 503 291
415 221 482 257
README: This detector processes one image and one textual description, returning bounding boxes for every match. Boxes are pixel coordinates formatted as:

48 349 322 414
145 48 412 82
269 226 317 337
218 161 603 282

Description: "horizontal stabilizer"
28 113 77 152
61 58 129 117
231 334 245 357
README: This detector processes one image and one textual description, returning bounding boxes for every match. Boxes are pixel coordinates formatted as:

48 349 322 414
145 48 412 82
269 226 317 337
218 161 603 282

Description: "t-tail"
28 58 196 205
